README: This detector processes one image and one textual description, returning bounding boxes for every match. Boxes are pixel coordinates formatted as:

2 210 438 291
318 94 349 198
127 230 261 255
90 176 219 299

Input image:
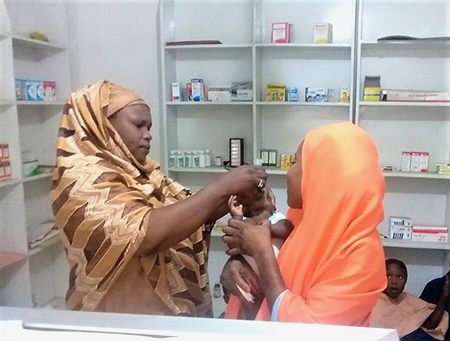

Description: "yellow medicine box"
266 84 286 102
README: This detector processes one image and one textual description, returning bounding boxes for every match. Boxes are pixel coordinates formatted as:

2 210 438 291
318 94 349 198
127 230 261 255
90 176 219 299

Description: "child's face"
242 189 275 218
384 264 406 299
287 142 303 208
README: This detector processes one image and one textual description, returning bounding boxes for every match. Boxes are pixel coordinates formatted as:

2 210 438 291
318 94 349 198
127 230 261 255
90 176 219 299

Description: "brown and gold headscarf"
51 81 212 316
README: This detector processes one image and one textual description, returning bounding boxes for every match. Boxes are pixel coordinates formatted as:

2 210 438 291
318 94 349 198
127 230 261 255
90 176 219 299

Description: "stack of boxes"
401 152 429 172
0 143 11 181
389 216 448 243
15 79 56 102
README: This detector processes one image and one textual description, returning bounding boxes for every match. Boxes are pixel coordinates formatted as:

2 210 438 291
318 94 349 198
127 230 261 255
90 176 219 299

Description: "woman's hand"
220 256 264 306
223 218 272 257
218 166 267 199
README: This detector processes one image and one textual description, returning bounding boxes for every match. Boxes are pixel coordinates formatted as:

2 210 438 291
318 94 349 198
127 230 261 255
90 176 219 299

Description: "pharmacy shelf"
383 171 450 180
265 168 288 175
166 102 253 106
28 230 61 257
361 40 450 51
16 101 65 107
22 173 53 183
165 43 252 51
359 101 450 108
0 178 21 189
382 239 450 250
257 102 349 107
168 167 228 173
256 43 352 52
11 35 66 52
0 252 27 271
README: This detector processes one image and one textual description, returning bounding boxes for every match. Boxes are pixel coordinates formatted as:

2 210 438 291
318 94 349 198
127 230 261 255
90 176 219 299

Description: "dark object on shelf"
29 31 50 42
378 35 450 42
229 138 244 168
165 40 222 46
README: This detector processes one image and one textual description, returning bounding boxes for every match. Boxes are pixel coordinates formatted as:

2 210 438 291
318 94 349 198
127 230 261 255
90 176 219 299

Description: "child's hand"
228 195 244 218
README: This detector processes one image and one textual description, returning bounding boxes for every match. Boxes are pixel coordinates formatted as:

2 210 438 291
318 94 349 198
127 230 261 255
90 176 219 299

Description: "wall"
65 0 162 162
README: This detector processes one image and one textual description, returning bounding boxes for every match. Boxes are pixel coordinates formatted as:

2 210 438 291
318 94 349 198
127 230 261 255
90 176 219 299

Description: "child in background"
371 259 449 340
227 187 293 318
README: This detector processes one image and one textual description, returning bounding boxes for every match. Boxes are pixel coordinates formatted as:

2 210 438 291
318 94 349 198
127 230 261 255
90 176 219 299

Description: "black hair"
386 258 408 281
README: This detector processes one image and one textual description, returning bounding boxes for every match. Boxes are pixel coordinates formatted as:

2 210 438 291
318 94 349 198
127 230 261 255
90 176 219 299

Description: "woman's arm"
137 166 267 255
423 275 450 330
223 218 286 310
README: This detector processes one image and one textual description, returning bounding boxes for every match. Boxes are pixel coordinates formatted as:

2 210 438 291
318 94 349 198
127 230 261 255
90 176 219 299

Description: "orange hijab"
227 122 386 325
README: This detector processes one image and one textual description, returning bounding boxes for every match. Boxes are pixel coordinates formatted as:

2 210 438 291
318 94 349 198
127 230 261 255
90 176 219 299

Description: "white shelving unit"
0 0 69 308
160 0 450 305
355 0 450 295
160 0 356 317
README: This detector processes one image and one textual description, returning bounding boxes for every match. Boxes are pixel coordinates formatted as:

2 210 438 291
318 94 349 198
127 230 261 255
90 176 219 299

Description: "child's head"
242 187 276 218
384 259 407 299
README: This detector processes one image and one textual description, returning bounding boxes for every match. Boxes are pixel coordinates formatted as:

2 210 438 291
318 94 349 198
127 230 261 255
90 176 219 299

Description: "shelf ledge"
382 239 450 250
0 178 22 189
169 167 228 174
166 101 252 106
23 173 53 183
16 101 66 107
165 43 252 50
28 230 61 257
11 35 67 52
360 101 450 108
257 101 349 107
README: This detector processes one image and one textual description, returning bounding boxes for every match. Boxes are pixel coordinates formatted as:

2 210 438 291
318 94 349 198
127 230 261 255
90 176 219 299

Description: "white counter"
0 307 398 341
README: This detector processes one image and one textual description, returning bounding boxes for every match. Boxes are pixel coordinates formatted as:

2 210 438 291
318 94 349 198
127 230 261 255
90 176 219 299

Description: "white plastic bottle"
199 150 206 168
193 150 200 168
177 150 185 168
187 150 194 168
184 150 190 168
169 150 176 168
205 149 211 167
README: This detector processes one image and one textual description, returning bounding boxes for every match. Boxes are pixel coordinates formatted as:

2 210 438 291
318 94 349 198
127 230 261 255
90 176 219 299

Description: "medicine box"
419 152 429 172
261 150 269 166
401 152 411 172
231 82 253 102
172 83 181 102
390 217 412 227
390 226 412 240
412 226 448 243
0 143 9 161
363 76 381 102
208 86 231 102
410 152 422 172
272 23 293 44
339 88 350 103
26 80 37 101
268 150 277 167
35 80 43 101
43 81 56 101
280 153 294 170
287 88 298 102
191 81 205 102
437 163 450 175
15 79 26 101
305 87 328 102
313 23 332 44
0 161 11 179
266 85 286 102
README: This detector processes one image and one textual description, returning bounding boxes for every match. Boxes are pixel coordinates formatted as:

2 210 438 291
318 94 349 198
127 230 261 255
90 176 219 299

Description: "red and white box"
0 143 10 161
401 152 411 172
0 160 11 179
412 226 448 243
410 152 422 172
419 152 429 172
272 23 293 43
